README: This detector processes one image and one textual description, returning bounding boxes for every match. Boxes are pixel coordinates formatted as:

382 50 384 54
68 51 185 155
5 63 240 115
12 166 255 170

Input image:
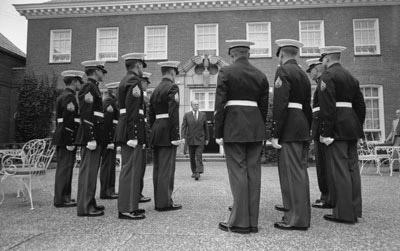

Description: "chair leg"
359 161 364 175
21 177 34 210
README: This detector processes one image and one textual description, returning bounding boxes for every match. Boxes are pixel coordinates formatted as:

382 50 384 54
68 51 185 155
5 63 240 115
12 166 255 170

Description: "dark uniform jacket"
181 111 209 146
114 71 142 144
271 59 312 142
53 88 79 146
149 77 180 147
126 79 147 145
214 57 269 143
74 78 104 146
318 63 366 140
311 77 321 140
103 94 119 145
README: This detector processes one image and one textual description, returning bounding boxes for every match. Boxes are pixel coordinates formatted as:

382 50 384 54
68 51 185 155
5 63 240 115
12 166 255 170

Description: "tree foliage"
15 72 57 142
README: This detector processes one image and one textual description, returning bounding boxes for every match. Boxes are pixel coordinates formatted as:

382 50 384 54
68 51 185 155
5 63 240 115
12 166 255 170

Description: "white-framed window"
360 85 385 142
299 20 325 56
190 89 215 111
96 27 119 61
246 22 272 58
353 18 380 55
194 24 218 56
49 29 71 63
144 25 168 60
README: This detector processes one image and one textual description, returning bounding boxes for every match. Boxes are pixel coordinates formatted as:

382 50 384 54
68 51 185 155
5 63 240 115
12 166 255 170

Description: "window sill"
300 55 321 58
250 55 272 59
145 59 169 62
48 61 71 65
354 54 381 57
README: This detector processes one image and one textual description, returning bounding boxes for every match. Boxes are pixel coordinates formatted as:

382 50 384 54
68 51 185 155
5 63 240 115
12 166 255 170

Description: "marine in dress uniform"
318 46 366 224
181 100 210 180
306 58 333 209
271 39 312 231
99 82 119 200
215 40 269 234
75 60 107 217
149 61 183 212
115 53 147 220
53 70 84 208
138 72 152 204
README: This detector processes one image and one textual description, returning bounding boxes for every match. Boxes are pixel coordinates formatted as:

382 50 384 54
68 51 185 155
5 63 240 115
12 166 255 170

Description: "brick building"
15 0 400 153
0 33 26 143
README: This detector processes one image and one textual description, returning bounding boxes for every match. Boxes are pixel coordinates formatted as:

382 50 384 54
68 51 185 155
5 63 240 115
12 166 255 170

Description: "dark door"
204 111 219 153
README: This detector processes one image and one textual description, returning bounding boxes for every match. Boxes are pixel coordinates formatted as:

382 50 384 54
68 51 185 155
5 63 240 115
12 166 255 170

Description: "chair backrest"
35 138 56 175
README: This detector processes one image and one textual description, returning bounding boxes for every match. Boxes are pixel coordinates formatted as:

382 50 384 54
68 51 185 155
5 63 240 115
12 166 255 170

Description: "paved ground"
0 161 399 251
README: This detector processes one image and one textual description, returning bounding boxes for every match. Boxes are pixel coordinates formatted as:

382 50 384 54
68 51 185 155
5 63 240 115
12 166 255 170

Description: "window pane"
247 23 270 56
299 21 323 56
145 26 168 60
196 24 218 56
50 30 71 63
353 19 379 55
97 28 118 61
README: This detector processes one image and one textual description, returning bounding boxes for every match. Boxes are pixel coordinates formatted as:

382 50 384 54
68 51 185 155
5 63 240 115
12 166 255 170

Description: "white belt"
288 102 303 109
312 107 320 113
139 109 144 115
94 111 104 118
156 113 169 119
57 118 63 123
113 120 118 125
120 108 126 114
336 102 352 108
74 118 81 123
225 100 257 107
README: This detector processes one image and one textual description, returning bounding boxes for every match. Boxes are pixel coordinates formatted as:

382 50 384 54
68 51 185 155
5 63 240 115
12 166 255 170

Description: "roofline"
0 47 26 61
14 0 400 20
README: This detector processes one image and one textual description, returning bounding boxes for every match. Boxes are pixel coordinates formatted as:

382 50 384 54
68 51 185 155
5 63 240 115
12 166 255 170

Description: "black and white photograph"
0 0 399 249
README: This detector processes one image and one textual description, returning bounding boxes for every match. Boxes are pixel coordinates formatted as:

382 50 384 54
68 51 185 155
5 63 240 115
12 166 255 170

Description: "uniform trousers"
100 147 116 197
314 141 331 204
118 145 145 213
77 146 102 215
224 142 262 228
278 142 311 228
153 146 177 209
54 146 76 205
140 148 147 197
189 144 204 174
325 140 362 222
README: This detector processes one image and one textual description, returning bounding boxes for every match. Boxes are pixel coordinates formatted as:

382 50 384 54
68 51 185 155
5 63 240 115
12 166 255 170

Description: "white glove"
106 143 115 149
127 139 138 148
66 145 75 151
320 136 334 146
171 140 180 146
86 140 97 150
215 138 224 145
271 138 282 149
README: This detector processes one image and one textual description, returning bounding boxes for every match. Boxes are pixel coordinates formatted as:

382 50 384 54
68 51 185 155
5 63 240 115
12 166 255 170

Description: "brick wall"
26 5 400 137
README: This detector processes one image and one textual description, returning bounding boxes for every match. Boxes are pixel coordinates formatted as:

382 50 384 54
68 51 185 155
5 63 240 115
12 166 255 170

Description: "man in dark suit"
318 46 366 224
181 100 209 180
115 53 147 220
215 40 269 234
271 39 312 231
99 82 119 200
75 60 107 217
53 70 83 208
149 61 183 212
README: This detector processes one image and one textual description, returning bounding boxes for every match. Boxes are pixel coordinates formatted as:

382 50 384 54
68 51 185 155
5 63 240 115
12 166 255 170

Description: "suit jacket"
149 77 180 146
181 111 209 146
271 59 312 142
214 57 269 143
53 88 79 146
318 63 366 140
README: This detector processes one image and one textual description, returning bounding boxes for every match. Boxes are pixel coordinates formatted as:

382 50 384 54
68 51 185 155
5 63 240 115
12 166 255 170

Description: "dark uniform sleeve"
181 113 188 139
78 84 97 142
214 68 228 139
168 84 180 141
258 75 270 123
62 94 78 145
149 95 156 128
103 98 116 144
303 80 313 128
271 68 291 139
126 82 141 141
352 80 366 129
318 73 336 138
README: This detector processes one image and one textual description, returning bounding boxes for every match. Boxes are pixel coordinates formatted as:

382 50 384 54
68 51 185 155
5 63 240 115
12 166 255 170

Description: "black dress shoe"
228 206 233 211
218 222 250 234
54 201 77 208
274 204 289 212
312 201 333 209
131 209 146 214
155 204 182 212
191 173 196 178
118 212 145 220
274 222 308 231
195 173 200 181
77 210 104 217
139 196 151 203
249 227 258 233
323 214 356 224
100 194 118 200
94 205 105 211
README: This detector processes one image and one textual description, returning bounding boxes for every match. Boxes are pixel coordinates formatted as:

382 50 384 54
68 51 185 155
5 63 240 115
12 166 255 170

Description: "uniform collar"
65 87 76 95
128 70 140 76
235 57 249 63
283 59 297 65
87 77 98 85
327 62 341 69
162 76 174 83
